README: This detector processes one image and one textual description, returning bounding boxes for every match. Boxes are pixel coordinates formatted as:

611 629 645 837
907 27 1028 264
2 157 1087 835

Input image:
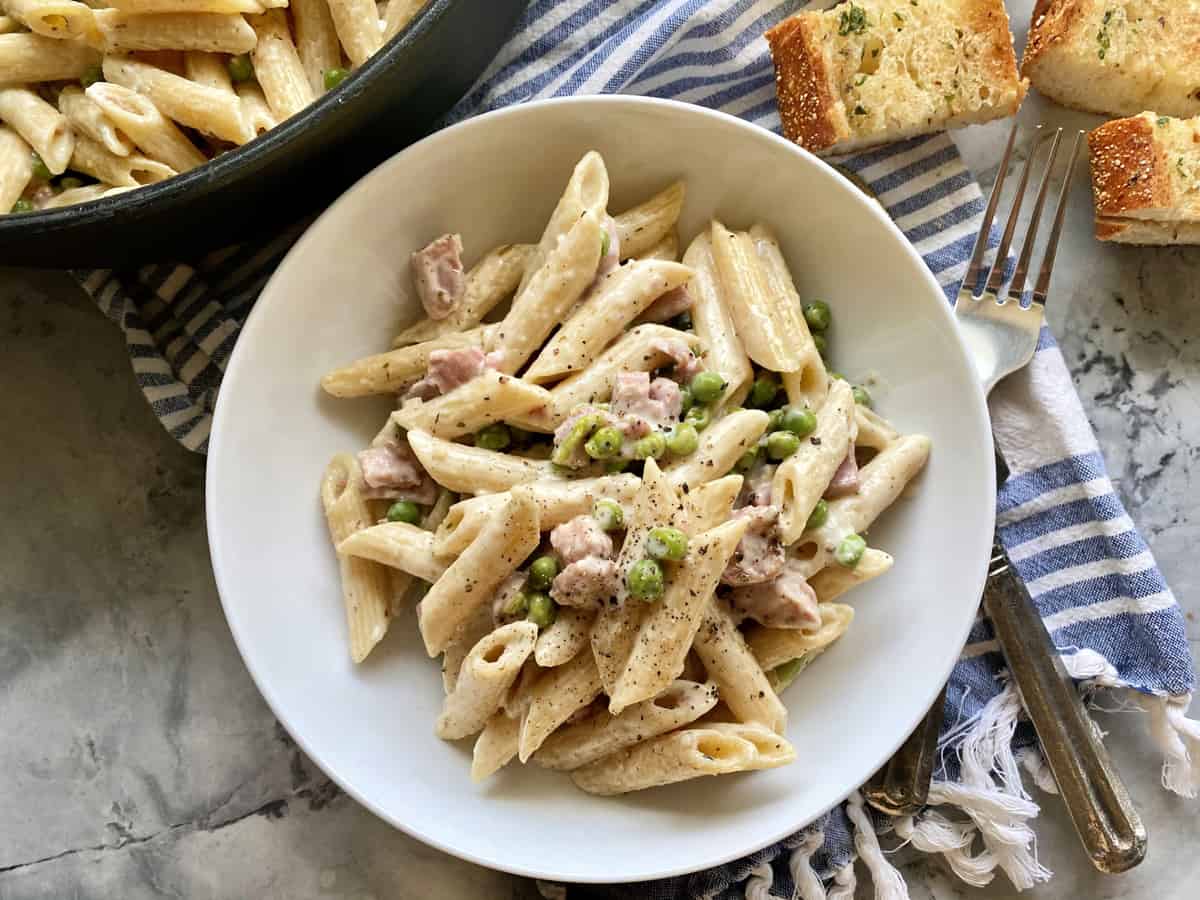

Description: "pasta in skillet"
318 152 931 794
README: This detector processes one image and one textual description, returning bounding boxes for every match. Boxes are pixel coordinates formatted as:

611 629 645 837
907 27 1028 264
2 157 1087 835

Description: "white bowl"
207 96 995 883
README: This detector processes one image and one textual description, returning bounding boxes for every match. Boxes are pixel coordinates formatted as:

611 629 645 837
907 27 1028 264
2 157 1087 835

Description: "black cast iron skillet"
0 0 526 268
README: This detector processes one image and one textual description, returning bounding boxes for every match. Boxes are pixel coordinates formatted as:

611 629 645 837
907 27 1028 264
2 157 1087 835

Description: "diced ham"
357 440 438 504
650 337 703 383
721 505 785 586
736 463 777 508
824 446 860 498
491 571 530 626
637 285 694 325
411 233 466 320
610 371 682 432
403 346 492 401
550 514 614 564
728 560 820 630
551 557 620 608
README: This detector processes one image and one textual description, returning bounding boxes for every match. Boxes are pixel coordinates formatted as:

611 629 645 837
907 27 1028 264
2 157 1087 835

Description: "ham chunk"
550 514 614 564
357 440 438 504
649 336 703 383
637 285 694 325
737 463 777 508
411 233 466 320
721 505 785 586
728 560 820 629
403 347 492 402
610 371 682 432
551 557 620 608
824 446 860 498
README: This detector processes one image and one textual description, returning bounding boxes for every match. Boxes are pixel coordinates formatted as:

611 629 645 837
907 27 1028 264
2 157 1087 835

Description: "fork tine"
963 119 1020 297
983 125 1043 297
1009 129 1064 300
1032 131 1085 306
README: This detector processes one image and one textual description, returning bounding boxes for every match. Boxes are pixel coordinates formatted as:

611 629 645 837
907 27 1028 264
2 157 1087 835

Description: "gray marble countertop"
2 4 1198 896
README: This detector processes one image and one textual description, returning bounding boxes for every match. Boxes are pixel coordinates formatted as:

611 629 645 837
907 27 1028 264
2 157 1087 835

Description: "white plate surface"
207 96 995 883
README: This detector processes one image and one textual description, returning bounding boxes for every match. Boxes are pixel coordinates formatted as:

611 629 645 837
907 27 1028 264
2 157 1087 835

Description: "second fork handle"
983 546 1147 873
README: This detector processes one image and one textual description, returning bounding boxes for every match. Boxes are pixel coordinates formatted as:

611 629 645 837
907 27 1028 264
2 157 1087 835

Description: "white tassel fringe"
744 862 775 900
787 829 827 900
826 862 857 900
846 791 909 900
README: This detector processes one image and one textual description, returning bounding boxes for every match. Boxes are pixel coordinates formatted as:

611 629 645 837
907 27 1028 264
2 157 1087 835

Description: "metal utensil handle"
983 546 1147 873
864 684 947 815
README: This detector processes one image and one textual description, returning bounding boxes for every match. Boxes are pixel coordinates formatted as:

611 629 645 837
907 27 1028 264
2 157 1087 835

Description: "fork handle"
983 545 1147 872
863 684 946 815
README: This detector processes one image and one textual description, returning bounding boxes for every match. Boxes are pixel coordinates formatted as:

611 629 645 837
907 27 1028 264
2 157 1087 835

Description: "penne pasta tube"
610 517 748 715
533 605 593 668
250 9 315 121
91 10 258 54
773 378 856 546
665 408 769 491
103 55 249 143
391 369 552 440
327 0 380 66
381 0 422 41
320 453 392 663
855 404 899 450
571 722 795 795
808 548 892 603
321 325 491 397
710 221 808 373
501 657 540 721
751 223 828 409
406 428 554 495
816 433 931 540
434 474 639 557
638 230 678 262
69 133 176 186
614 180 684 260
471 711 520 782
0 33 101 83
392 243 535 347
86 82 206 173
441 602 493 694
0 86 73 175
108 0 266 11
747 602 854 675
0 125 32 213
0 15 19 34
41 183 133 207
4 0 94 38
692 599 787 733
517 649 602 762
493 209 605 374
685 474 742 532
535 679 719 771
235 80 276 137
336 521 448 583
523 260 694 383
417 486 539 656
437 621 538 740
291 0 340 94
681 229 753 408
184 50 234 92
58 85 135 157
518 150 609 296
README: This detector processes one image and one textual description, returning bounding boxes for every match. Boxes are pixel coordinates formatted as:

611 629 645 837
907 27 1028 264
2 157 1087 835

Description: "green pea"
633 432 667 460
684 405 711 431
747 375 780 409
584 425 623 460
58 176 84 191
30 153 51 180
527 555 559 591
666 422 699 456
678 386 694 416
773 655 811 685
551 412 604 466
10 199 33 213
604 459 629 474
504 591 530 617
670 310 693 330
646 526 688 562
600 228 611 259
525 592 557 628
228 54 254 83
812 333 828 357
593 498 625 531
386 500 421 525
780 406 817 437
323 67 349 90
830 372 845 381
835 533 867 568
806 499 829 531
852 385 873 408
80 65 102 88
767 430 801 460
627 558 664 601
733 446 760 473
475 423 511 451
803 300 832 332
690 371 726 404
766 408 784 433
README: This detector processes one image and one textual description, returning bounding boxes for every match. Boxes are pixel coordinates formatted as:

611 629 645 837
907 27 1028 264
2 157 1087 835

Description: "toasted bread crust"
1088 115 1171 218
765 16 847 152
966 0 1026 91
1022 0 1085 76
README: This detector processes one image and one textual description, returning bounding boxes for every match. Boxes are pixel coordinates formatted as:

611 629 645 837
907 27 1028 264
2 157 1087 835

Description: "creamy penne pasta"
317 152 930 794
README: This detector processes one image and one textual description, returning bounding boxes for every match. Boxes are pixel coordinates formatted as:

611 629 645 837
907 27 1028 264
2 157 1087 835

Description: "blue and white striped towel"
74 2 1199 897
